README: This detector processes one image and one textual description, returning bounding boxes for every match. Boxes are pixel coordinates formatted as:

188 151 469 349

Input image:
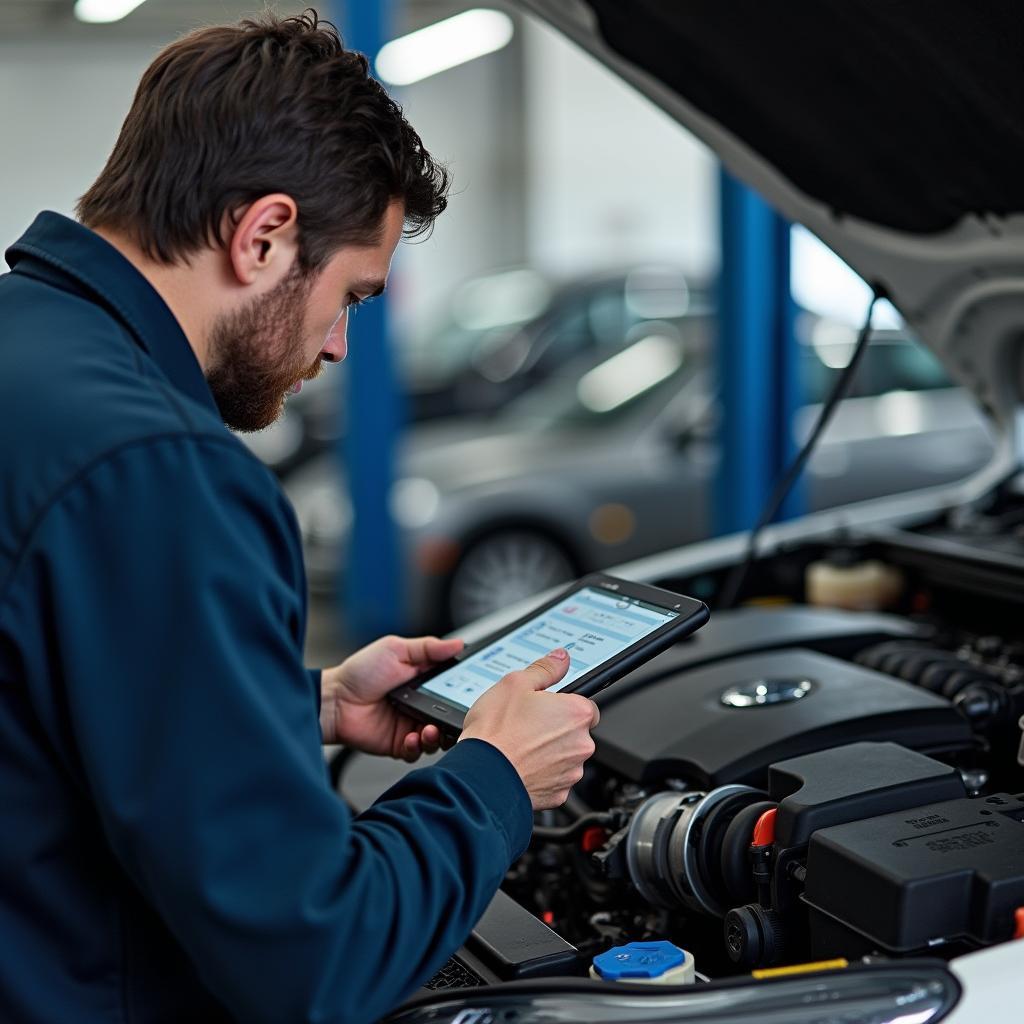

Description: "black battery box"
803 792 1024 956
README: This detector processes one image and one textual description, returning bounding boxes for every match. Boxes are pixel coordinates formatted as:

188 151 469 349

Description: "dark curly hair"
77 9 449 270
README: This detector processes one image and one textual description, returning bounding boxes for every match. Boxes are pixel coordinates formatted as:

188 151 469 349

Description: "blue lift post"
334 0 406 642
714 170 802 536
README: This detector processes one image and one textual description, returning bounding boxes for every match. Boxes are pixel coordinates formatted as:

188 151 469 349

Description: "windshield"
800 315 955 405
404 269 553 383
501 317 711 432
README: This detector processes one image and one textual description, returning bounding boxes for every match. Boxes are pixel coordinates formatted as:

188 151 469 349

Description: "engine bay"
345 488 1024 996
495 493 1024 983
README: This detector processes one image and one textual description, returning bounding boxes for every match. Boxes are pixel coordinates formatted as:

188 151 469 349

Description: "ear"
227 194 300 287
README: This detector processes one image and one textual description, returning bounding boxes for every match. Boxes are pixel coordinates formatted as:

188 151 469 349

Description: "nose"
321 308 348 363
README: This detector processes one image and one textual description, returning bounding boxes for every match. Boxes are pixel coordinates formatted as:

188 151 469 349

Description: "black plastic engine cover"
804 793 1024 954
593 649 973 786
595 607 922 710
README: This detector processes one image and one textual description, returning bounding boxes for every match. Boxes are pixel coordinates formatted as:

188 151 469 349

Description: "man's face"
207 201 404 432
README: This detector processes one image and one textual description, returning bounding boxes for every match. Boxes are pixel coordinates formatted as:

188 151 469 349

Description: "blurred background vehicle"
285 297 994 631
241 266 706 475
404 265 703 421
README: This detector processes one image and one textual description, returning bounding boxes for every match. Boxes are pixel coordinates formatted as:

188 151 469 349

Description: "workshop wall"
0 39 153 250
523 16 718 280
0 10 721 353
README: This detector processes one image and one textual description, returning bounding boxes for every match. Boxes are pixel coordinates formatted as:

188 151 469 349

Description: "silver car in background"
286 309 993 631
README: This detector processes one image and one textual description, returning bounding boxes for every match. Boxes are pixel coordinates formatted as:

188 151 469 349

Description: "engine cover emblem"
720 678 815 708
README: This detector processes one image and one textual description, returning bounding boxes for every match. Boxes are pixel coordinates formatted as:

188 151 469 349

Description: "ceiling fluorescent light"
75 0 149 24
376 9 514 87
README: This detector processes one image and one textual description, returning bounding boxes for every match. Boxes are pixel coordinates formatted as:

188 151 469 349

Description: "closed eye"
346 280 386 310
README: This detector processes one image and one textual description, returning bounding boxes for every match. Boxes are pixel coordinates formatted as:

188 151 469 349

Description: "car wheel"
447 529 576 628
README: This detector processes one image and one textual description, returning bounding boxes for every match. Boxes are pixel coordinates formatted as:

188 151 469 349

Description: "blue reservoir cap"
592 941 686 980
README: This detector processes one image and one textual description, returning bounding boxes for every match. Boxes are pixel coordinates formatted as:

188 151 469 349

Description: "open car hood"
515 0 1024 455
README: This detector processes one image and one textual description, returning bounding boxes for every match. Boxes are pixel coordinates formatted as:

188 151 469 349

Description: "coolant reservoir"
590 941 695 985
805 553 903 611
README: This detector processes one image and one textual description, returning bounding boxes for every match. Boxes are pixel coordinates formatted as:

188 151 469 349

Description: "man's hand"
459 649 600 810
320 635 464 761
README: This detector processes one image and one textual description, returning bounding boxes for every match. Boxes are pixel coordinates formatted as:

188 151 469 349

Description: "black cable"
531 811 618 844
718 287 885 610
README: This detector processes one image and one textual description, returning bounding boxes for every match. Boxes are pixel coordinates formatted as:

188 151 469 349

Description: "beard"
206 265 323 432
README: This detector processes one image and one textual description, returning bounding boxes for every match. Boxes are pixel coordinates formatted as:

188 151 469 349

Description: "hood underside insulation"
586 0 1024 234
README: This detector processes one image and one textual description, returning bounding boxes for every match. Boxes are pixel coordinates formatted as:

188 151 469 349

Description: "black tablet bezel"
388 573 709 736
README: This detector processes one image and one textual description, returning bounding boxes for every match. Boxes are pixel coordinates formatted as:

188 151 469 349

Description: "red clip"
752 808 778 848
1014 908 1024 940
581 826 609 853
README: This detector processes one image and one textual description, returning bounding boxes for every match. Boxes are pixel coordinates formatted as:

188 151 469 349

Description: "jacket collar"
5 211 219 417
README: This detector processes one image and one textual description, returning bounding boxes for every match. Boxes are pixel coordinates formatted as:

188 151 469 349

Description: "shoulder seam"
0 432 275 613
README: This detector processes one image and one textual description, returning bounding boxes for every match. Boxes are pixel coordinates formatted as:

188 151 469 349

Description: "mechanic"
0 11 599 1024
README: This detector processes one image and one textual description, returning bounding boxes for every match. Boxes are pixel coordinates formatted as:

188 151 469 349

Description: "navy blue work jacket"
0 213 532 1024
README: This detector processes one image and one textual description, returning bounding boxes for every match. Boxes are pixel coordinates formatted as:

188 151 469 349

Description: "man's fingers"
400 726 447 760
400 731 421 762
511 649 571 691
420 724 442 754
402 635 464 666
425 636 464 662
581 696 600 729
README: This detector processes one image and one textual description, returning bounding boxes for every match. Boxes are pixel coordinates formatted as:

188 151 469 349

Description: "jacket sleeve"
11 434 533 1024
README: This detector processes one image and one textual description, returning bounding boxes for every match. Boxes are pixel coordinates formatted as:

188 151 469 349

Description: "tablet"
389 573 709 735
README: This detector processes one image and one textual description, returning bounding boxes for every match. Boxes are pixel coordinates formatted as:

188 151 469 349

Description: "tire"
447 529 576 628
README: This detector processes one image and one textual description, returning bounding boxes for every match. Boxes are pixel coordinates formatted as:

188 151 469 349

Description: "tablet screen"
419 586 680 711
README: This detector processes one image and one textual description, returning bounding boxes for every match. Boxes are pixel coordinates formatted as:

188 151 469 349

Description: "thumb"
423 636 465 662
514 648 571 691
